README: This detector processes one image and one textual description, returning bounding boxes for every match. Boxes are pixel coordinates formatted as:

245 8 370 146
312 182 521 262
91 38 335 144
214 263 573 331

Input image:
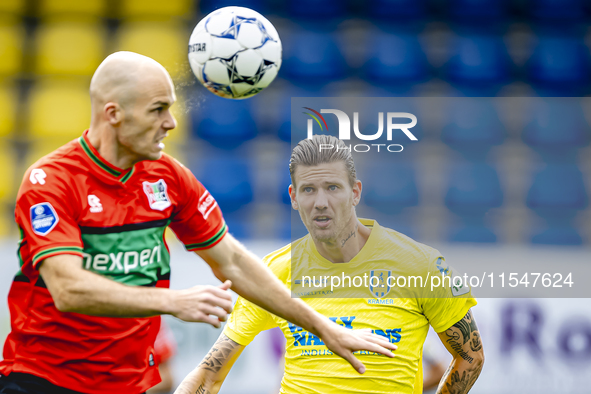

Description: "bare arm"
39 254 233 327
196 234 397 373
436 310 484 394
175 333 244 394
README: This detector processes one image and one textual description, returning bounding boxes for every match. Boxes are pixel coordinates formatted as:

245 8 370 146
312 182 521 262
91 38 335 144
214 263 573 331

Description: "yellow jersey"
224 219 477 394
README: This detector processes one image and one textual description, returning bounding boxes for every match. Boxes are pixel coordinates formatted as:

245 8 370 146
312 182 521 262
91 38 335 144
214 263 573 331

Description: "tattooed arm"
435 309 484 394
174 333 244 394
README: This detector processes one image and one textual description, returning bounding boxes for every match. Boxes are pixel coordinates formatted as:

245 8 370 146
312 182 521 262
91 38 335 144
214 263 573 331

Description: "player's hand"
320 323 397 374
169 280 233 327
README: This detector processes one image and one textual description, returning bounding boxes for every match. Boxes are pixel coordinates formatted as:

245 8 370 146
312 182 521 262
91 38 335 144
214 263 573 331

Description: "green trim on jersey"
81 221 171 286
120 166 135 183
185 223 227 250
17 227 24 267
79 137 122 177
32 246 85 266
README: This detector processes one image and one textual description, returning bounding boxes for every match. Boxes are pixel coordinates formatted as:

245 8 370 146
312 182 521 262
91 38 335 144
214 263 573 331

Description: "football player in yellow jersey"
175 135 484 394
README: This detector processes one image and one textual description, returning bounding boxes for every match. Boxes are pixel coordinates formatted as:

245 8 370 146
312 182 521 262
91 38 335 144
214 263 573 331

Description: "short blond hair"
289 135 357 187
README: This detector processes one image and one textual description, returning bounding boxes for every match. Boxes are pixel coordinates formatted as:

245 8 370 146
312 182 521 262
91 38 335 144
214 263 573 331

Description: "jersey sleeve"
16 166 84 269
169 164 227 251
223 250 289 346
223 295 278 346
420 254 477 333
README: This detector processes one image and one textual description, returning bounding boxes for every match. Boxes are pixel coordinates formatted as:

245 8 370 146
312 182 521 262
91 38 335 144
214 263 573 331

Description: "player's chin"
311 229 335 243
144 150 163 161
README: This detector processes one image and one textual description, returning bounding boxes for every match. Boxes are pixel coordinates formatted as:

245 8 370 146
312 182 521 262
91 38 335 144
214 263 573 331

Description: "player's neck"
314 219 371 264
87 126 138 170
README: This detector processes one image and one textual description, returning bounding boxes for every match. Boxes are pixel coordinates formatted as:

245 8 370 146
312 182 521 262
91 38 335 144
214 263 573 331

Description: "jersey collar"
79 130 135 184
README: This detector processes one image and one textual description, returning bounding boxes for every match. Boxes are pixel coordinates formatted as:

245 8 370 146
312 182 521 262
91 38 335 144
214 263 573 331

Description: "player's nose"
163 110 177 130
314 189 328 210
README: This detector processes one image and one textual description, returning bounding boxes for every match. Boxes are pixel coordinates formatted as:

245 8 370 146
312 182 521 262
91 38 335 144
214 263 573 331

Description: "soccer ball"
188 6 282 99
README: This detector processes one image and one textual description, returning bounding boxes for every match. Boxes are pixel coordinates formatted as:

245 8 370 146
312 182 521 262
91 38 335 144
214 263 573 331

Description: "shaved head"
90 51 172 115
87 51 177 167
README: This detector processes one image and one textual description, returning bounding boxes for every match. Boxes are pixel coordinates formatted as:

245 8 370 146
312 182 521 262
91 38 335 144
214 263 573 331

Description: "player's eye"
303 187 313 193
328 185 337 191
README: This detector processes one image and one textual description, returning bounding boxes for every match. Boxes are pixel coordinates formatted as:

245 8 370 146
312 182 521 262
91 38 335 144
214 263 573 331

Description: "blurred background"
0 0 591 393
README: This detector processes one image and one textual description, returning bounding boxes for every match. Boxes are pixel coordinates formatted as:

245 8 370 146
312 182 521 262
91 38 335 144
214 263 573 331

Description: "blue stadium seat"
446 33 510 86
445 162 503 216
276 83 330 142
191 96 257 149
360 81 417 97
528 0 584 22
527 35 589 93
277 209 309 241
368 0 427 21
530 225 583 246
448 0 507 20
531 225 583 245
286 0 345 20
363 30 429 86
526 165 588 217
441 99 505 155
370 214 417 240
191 155 254 214
283 29 347 84
363 162 419 214
222 210 254 239
338 99 425 143
522 100 590 152
449 223 497 243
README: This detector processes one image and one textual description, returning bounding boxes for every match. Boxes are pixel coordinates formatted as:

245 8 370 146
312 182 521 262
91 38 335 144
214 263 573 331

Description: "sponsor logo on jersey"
369 269 391 298
29 168 47 185
88 195 103 213
367 298 394 305
143 179 171 211
30 202 59 236
436 257 450 276
82 245 162 274
198 190 217 220
288 316 402 355
436 257 470 296
452 276 470 297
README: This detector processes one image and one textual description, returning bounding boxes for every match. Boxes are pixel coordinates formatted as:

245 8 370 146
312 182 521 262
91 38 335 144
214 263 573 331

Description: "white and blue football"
188 6 282 99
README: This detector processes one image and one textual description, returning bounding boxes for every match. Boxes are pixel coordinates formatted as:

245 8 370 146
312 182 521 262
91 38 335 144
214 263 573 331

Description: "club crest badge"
369 269 392 298
143 180 171 211
30 202 59 236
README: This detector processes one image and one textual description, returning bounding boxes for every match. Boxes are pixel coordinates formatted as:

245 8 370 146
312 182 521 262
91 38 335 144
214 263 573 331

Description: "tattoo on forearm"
195 384 210 394
437 310 484 394
198 334 240 373
437 359 483 394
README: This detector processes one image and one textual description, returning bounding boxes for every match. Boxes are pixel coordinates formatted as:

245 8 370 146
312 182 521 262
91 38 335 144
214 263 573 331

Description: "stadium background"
0 0 590 393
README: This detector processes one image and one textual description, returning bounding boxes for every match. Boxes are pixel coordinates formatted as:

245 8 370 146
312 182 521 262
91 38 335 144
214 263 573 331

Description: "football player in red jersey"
0 52 395 394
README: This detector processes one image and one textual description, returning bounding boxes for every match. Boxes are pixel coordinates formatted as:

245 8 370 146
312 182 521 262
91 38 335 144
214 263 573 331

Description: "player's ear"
104 102 123 125
352 179 362 206
289 184 298 210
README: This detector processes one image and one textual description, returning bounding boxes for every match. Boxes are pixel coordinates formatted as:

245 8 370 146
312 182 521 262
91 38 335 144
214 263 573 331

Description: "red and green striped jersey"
0 130 227 394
